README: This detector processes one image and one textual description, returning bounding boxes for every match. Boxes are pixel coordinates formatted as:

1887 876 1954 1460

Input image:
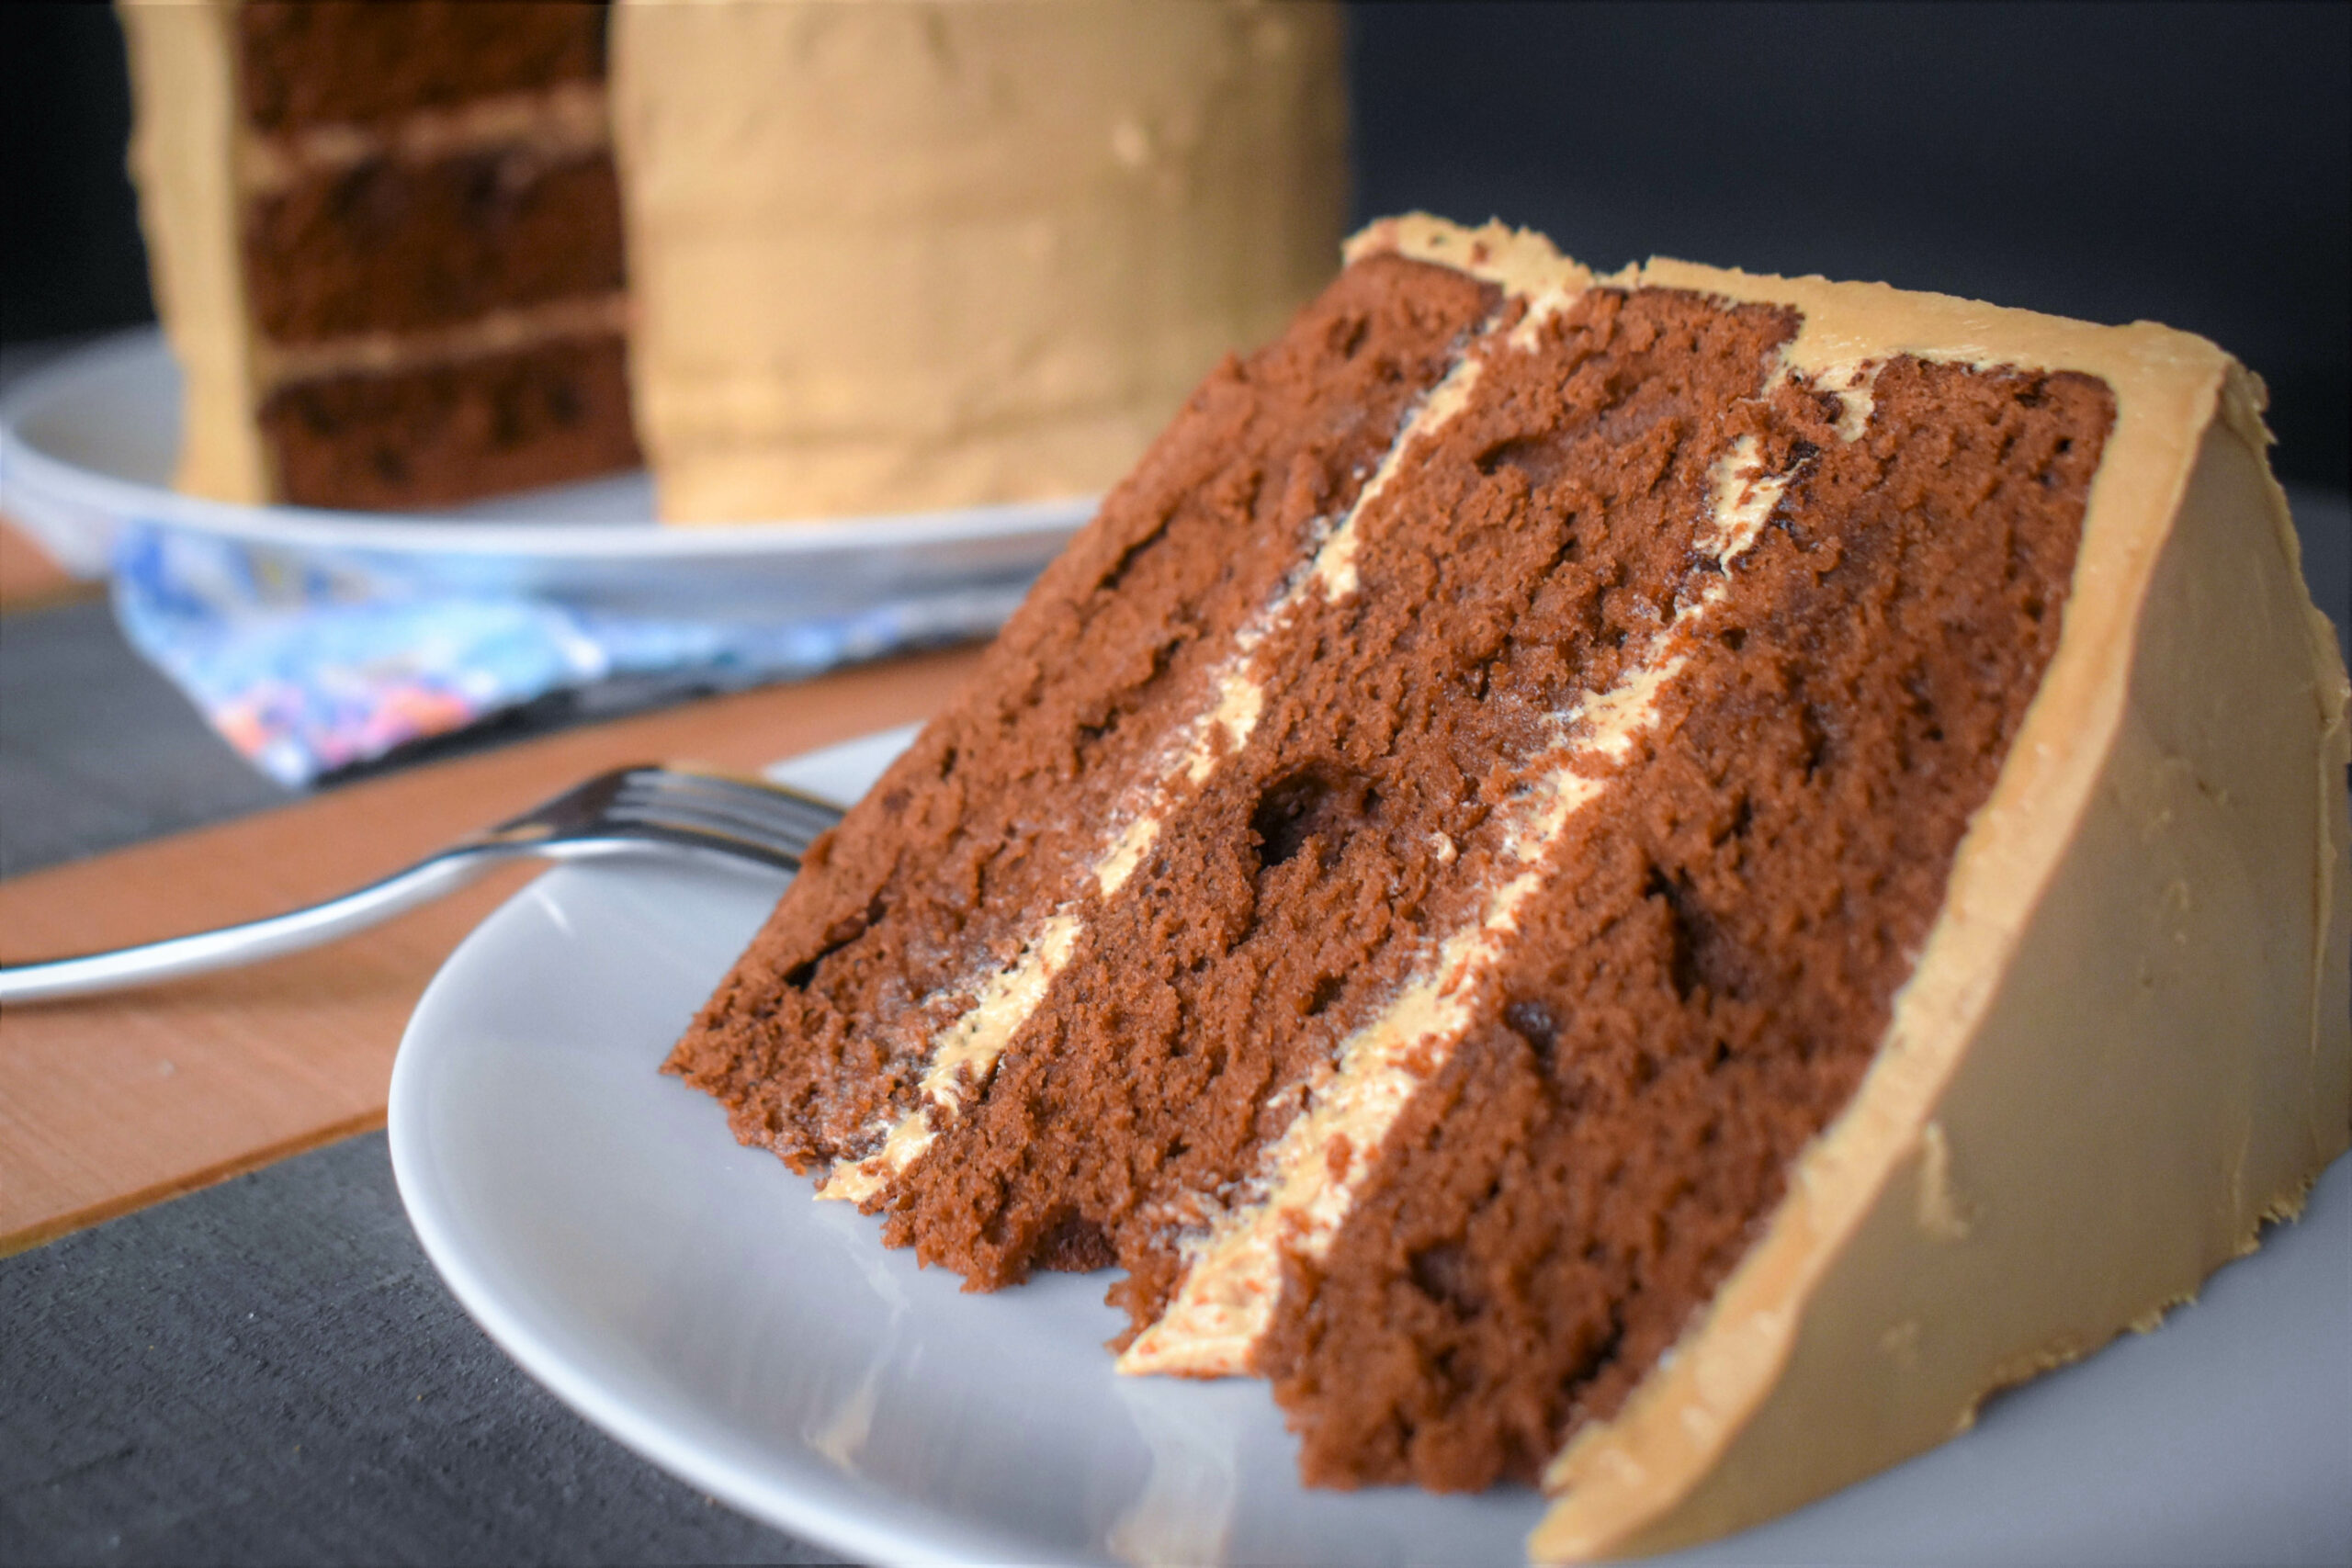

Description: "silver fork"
0 766 845 1005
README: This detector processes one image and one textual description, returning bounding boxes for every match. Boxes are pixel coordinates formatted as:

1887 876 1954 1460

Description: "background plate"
389 726 2351 1568
0 332 1089 621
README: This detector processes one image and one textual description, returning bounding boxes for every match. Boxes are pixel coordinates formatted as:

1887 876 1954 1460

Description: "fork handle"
0 844 523 1005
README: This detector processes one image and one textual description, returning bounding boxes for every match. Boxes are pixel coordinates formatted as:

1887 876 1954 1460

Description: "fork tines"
610 767 843 863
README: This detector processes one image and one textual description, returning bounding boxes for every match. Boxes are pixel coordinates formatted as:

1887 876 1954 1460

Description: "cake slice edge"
1524 255 2352 1562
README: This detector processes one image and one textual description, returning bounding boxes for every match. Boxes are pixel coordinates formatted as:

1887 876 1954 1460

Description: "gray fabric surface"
0 1134 837 1567
0 599 288 879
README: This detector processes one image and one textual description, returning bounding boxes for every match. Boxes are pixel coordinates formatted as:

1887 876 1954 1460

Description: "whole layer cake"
119 0 641 509
119 0 1346 524
671 216 2351 1557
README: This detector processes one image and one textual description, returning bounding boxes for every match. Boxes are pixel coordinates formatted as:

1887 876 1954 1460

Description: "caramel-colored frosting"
119 0 268 502
232 78 609 195
610 0 1347 524
1347 216 2349 1563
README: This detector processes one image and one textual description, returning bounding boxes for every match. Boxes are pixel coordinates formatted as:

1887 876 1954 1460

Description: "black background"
5 1 2346 486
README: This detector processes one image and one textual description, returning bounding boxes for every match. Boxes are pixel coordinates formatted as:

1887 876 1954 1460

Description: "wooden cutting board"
0 644 983 1254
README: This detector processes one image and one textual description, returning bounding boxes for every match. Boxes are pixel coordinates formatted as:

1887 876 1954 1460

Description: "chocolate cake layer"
1258 352 2109 1490
237 1 607 134
259 333 639 511
243 151 626 344
882 288 1815 1321
673 254 1498 1177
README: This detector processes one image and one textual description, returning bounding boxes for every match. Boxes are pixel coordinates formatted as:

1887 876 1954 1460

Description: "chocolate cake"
118 0 640 509
670 216 2351 1557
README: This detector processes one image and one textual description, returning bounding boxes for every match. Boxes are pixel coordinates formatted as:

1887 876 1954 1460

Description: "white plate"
389 727 2352 1567
0 331 1089 621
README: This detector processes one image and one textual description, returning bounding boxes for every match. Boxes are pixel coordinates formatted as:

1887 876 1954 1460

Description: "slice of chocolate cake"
670 215 2351 1559
118 0 640 510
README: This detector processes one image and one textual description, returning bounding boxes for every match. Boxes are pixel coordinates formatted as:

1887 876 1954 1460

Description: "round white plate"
0 331 1089 621
390 727 2352 1567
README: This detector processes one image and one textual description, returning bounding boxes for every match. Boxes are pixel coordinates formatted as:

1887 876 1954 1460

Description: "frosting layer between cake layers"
673 215 2350 1561
119 0 640 509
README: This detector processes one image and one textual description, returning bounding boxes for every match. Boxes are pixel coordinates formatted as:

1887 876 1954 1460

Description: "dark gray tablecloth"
1 491 2345 1568
0 1135 836 1567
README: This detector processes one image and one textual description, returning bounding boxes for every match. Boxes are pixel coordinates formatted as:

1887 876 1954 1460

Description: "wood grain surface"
0 513 96 611
0 645 983 1254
